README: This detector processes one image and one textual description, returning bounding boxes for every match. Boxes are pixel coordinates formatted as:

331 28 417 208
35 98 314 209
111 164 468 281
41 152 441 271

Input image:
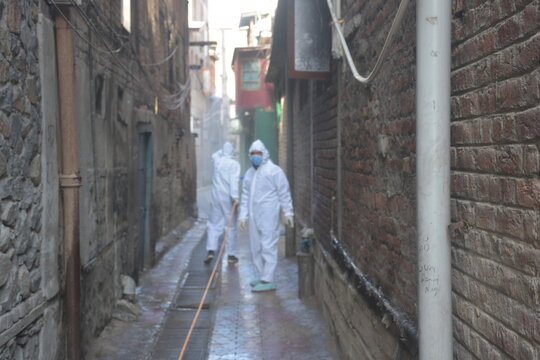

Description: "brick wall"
292 80 312 234
450 0 539 358
338 0 418 316
279 0 538 358
311 79 338 247
290 77 338 243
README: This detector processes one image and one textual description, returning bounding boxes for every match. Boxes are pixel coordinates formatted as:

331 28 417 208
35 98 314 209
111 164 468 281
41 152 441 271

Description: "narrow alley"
85 187 338 360
0 0 538 360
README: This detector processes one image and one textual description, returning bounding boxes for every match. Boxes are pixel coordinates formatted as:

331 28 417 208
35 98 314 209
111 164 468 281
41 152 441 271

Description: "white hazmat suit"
206 142 241 256
239 140 294 284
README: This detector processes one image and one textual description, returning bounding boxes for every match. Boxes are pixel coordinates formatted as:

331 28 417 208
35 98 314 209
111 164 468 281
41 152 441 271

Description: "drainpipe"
284 75 296 257
416 0 452 359
55 13 82 360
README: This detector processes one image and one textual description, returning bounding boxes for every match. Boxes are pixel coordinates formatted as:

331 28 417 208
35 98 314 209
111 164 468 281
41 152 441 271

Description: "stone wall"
0 0 195 358
0 1 62 359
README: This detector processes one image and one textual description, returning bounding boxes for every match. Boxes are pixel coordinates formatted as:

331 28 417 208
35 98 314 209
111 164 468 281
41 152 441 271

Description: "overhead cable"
87 0 131 40
142 45 179 66
58 2 158 97
54 1 188 112
325 0 410 84
51 2 129 55
162 77 191 111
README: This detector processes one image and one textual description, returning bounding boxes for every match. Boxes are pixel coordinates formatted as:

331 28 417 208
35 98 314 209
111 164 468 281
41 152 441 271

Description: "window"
241 59 260 90
122 0 131 32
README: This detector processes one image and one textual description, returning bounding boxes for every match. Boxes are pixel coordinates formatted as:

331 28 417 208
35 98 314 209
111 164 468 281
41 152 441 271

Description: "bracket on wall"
47 0 83 5
189 41 218 47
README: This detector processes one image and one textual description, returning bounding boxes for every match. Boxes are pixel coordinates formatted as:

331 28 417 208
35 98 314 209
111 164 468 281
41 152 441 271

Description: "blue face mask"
250 154 263 167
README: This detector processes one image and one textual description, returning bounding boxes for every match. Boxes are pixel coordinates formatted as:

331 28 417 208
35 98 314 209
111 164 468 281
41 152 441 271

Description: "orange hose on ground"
177 202 238 360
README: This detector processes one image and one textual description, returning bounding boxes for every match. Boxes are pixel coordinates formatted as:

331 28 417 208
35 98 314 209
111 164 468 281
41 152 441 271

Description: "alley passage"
89 187 338 359
206 228 338 360
152 225 338 360
152 186 338 359
198 188 338 360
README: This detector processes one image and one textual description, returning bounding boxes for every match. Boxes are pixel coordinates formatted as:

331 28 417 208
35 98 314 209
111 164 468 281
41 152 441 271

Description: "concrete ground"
85 221 206 360
87 186 338 359
85 187 211 360
206 229 339 360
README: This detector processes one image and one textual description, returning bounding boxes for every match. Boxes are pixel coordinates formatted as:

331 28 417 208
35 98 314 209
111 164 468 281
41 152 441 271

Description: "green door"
254 106 277 162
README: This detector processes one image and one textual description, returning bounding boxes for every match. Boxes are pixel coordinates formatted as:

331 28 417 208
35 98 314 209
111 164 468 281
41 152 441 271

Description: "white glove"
239 219 247 231
285 216 294 228
232 198 239 206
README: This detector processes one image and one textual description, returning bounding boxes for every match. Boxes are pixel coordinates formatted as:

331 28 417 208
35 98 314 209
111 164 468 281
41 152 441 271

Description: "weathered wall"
293 0 418 357
291 80 312 240
277 97 287 170
311 79 338 247
0 1 62 359
69 0 195 354
283 0 539 359
1 0 195 358
450 0 539 358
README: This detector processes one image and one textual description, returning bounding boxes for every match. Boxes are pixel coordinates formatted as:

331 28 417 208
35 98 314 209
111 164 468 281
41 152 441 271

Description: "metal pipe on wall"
285 76 296 257
55 13 82 360
416 0 452 359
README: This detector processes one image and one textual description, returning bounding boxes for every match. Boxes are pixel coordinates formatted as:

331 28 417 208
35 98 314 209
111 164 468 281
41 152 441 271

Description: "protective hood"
249 139 270 164
222 142 235 158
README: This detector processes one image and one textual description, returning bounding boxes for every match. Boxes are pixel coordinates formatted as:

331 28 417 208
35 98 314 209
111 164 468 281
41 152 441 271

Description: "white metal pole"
416 0 452 359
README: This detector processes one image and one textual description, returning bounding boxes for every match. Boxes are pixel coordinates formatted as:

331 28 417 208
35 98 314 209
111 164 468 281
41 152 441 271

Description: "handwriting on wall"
419 237 440 296
419 263 440 297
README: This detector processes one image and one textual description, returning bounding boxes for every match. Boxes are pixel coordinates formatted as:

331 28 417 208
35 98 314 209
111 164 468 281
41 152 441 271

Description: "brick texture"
292 80 313 236
282 0 539 358
450 0 540 357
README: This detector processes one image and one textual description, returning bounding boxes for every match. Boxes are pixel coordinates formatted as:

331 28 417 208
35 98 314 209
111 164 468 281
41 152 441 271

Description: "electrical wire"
86 0 130 40
51 2 129 54
54 1 190 112
162 77 191 110
58 2 162 101
325 0 410 84
142 45 178 66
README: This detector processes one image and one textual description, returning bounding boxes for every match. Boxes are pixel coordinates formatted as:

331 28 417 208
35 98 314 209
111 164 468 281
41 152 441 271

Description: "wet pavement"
87 185 338 359
150 234 217 360
207 229 339 360
85 221 206 360
86 187 211 360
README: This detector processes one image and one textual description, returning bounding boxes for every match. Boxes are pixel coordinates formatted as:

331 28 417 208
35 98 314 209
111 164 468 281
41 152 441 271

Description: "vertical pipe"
309 81 314 224
285 76 296 257
416 1 452 359
55 13 81 360
220 29 227 131
336 65 342 239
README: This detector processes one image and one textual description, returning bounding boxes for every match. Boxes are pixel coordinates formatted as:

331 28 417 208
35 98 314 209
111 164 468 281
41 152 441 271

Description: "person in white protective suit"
238 140 294 292
204 142 241 265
